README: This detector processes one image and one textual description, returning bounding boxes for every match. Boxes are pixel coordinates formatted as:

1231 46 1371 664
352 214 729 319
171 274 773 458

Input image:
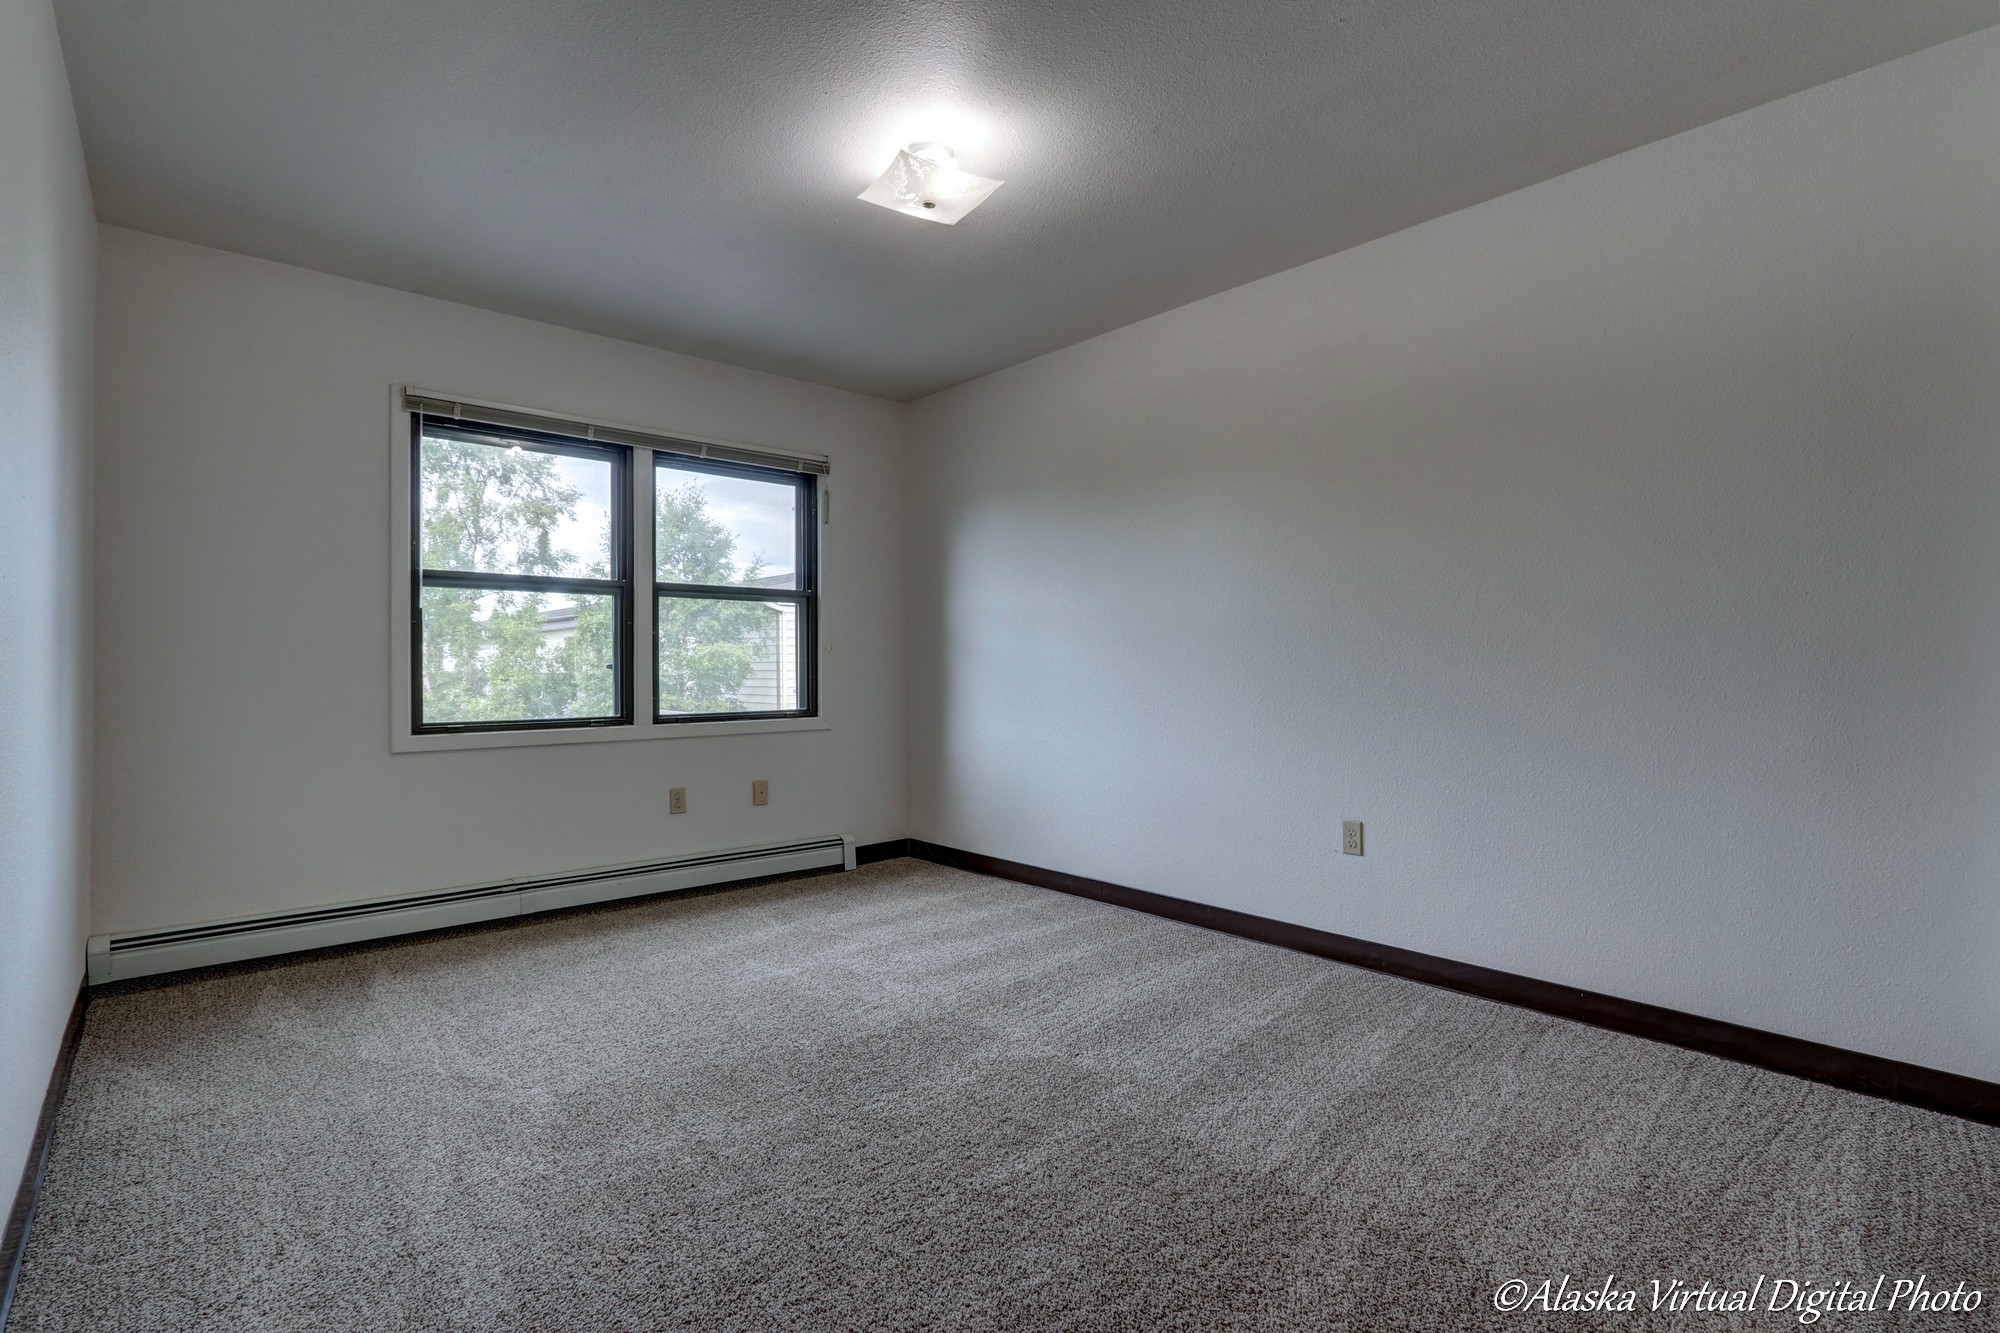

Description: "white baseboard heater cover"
87 835 855 984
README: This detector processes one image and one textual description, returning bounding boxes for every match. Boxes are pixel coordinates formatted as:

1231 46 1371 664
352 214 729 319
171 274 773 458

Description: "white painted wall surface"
93 228 908 934
908 29 2000 1081
0 0 95 1193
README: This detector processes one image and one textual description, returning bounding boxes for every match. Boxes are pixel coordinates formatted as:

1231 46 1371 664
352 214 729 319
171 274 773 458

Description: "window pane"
421 586 619 724
421 429 615 578
655 462 798 589
657 596 801 715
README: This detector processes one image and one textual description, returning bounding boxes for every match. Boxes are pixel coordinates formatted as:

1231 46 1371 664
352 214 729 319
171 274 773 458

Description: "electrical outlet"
668 787 687 815
1342 820 1364 856
751 779 769 807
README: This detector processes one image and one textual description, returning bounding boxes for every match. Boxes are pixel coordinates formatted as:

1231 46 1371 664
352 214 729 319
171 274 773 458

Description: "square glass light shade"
858 146 1003 225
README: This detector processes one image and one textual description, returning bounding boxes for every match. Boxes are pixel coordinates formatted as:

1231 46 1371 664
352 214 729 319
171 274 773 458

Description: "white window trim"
388 387 829 754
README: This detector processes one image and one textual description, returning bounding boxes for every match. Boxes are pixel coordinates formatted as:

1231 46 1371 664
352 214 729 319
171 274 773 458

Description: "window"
654 458 815 720
412 421 633 732
405 404 820 739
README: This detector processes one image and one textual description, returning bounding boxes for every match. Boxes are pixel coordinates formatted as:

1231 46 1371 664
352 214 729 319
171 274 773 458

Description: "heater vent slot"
88 836 854 983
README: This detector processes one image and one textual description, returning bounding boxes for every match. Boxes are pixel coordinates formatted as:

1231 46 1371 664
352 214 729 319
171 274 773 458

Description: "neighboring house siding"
541 604 579 645
733 603 799 712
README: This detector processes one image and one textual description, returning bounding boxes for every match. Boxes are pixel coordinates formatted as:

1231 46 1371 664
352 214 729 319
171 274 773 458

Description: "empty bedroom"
2 0 1997 1327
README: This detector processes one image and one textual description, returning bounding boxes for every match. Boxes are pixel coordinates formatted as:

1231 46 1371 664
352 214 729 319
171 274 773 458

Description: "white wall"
0 0 95 1192
908 29 2000 1082
94 228 908 935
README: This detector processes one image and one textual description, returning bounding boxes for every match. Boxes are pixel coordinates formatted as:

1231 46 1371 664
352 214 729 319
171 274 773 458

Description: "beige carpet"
12 859 1998 1331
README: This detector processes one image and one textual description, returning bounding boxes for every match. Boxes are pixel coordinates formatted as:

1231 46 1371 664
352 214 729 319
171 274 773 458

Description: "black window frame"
410 415 636 734
652 453 819 725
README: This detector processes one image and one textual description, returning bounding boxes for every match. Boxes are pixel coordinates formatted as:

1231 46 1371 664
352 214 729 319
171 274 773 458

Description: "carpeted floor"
11 859 1997 1331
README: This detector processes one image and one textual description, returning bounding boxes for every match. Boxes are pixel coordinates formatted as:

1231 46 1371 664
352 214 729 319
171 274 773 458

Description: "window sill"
392 716 831 753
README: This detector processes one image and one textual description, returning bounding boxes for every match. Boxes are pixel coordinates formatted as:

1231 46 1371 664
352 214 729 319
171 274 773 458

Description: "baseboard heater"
87 835 855 985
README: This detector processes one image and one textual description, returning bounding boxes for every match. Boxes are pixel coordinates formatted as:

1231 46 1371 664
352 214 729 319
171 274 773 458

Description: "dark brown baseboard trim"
907 840 2000 1127
0 983 87 1332
855 838 913 865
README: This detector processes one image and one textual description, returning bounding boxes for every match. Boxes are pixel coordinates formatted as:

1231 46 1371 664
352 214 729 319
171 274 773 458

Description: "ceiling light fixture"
857 142 1003 225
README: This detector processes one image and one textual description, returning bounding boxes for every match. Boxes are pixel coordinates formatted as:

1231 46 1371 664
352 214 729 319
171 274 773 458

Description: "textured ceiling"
54 0 1998 400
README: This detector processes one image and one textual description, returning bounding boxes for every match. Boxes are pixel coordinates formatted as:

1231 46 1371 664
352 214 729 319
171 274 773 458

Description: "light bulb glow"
859 105 993 179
